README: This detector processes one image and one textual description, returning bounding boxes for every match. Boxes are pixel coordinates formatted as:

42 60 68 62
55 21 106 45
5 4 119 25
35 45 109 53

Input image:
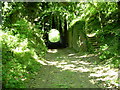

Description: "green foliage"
2 2 120 88
80 2 120 68
1 18 47 88
98 37 119 68
2 3 48 88
99 44 113 60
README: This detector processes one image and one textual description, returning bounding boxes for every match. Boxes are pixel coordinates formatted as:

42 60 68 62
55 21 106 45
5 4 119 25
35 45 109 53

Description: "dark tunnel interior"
46 41 67 49
42 12 68 49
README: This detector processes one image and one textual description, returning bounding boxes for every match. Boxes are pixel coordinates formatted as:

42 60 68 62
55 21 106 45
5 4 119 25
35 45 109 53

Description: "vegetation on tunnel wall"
68 20 88 52
84 2 120 68
1 1 120 88
68 2 120 68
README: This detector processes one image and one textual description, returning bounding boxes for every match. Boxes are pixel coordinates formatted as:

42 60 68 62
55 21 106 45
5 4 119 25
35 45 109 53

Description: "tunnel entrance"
39 11 68 49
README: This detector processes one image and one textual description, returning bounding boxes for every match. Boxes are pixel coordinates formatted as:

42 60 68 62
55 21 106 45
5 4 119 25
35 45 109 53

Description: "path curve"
27 48 118 88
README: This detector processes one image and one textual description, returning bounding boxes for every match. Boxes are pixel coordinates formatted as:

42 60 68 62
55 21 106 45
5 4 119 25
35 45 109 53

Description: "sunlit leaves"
2 18 47 88
100 44 109 51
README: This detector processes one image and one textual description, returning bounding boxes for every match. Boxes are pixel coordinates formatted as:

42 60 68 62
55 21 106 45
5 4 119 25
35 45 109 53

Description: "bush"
1 19 47 88
98 37 119 68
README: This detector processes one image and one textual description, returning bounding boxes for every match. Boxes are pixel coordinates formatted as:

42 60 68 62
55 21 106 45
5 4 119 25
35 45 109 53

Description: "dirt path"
27 48 118 88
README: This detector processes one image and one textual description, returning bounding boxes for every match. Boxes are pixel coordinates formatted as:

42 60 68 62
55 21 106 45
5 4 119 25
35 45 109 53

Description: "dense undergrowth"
82 2 120 68
97 33 120 68
68 2 120 68
1 19 47 88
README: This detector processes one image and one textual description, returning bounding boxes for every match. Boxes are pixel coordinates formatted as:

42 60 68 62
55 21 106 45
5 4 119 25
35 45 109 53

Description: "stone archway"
68 20 88 52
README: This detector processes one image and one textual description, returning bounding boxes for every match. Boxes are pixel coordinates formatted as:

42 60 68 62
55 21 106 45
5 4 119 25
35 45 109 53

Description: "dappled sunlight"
71 67 90 72
33 51 39 60
3 2 119 88
75 54 87 58
42 49 98 73
12 47 30 53
31 48 118 88
89 65 118 88
68 53 75 56
47 49 58 53
56 64 74 70
40 59 90 73
37 48 119 88
57 56 68 59
78 61 91 65
37 60 47 65
44 60 59 65
87 33 96 37
89 79 96 85
58 64 76 70
1 32 30 53
38 57 92 73
71 54 98 59
58 61 68 65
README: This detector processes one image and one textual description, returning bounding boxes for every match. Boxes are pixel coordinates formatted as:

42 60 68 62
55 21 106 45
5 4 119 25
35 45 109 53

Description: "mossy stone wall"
68 21 87 52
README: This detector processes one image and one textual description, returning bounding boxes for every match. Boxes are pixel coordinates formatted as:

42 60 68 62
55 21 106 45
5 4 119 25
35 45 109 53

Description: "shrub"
1 19 47 88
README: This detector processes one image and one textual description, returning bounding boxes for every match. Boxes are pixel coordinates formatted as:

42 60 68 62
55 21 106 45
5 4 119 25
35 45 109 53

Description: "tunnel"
39 12 68 49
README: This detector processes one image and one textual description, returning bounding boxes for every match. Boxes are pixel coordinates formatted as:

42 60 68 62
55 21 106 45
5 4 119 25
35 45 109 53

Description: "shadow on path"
27 48 118 88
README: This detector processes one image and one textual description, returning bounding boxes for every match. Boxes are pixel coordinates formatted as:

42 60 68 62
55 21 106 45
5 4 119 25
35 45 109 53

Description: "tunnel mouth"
48 29 60 43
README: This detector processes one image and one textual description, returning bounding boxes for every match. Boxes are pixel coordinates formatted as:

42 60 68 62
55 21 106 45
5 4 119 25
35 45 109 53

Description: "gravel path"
27 48 118 88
